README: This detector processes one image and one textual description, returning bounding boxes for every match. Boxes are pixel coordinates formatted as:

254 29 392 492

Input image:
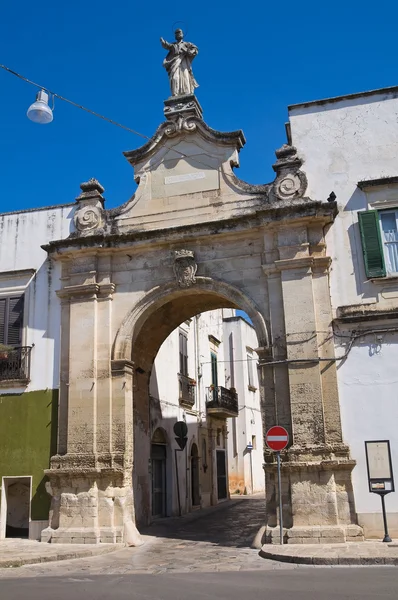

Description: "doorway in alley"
217 450 227 500
151 429 167 518
191 443 200 507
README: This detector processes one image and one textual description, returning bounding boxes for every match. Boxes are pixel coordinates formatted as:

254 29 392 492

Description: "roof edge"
0 202 74 218
288 84 398 112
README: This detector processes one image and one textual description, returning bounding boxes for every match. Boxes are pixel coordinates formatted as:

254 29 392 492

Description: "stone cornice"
263 255 332 275
43 201 337 257
335 304 398 323
111 359 135 376
56 282 115 300
123 117 246 167
275 256 314 271
263 458 357 473
57 283 99 299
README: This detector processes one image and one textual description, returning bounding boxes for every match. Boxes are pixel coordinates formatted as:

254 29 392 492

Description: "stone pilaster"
43 274 140 545
261 227 363 544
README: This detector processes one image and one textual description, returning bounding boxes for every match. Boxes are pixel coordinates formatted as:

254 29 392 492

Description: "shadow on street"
141 496 266 548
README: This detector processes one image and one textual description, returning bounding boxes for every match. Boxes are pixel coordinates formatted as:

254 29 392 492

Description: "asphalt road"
1 568 397 600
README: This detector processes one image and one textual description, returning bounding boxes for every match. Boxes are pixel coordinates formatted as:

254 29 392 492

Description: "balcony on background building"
206 386 239 418
178 373 196 410
0 346 32 385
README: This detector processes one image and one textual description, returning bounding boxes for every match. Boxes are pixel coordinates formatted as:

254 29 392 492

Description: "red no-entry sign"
266 426 289 451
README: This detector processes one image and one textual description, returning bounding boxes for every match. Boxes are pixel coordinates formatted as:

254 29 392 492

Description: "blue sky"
0 1 396 213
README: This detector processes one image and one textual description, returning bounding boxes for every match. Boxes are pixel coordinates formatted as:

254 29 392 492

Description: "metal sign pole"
276 451 283 545
380 494 392 543
364 440 394 543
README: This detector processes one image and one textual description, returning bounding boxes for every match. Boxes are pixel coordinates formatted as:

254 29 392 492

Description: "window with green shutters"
358 210 386 278
0 295 24 346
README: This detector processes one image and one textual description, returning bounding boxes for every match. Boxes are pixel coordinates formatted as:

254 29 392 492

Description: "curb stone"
0 544 122 569
259 548 398 566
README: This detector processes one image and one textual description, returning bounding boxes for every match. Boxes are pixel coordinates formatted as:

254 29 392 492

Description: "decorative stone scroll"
74 178 106 236
271 145 308 202
173 249 197 288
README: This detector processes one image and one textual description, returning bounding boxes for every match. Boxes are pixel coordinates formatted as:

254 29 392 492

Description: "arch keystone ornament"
41 34 363 545
173 249 197 287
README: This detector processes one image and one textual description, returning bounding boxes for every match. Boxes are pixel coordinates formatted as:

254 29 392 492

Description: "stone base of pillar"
264 524 364 545
43 456 142 545
263 444 364 544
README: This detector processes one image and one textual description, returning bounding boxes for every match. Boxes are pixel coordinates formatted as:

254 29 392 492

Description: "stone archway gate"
43 96 363 545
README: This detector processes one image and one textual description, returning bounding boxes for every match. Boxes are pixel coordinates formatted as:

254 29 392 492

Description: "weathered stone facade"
41 95 363 544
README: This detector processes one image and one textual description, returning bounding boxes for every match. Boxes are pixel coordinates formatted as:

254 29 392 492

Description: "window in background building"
179 330 188 376
247 348 254 387
211 352 218 388
0 295 24 346
202 438 208 472
380 211 398 274
359 209 398 277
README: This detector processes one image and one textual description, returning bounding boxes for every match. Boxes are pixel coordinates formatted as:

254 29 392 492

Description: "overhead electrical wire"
0 63 235 175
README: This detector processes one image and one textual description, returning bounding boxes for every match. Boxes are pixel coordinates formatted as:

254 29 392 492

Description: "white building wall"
0 205 74 393
288 91 398 309
224 316 265 494
289 89 398 535
149 308 265 516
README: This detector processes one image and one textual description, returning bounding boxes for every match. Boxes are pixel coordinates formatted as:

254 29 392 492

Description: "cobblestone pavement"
0 497 395 579
0 497 293 578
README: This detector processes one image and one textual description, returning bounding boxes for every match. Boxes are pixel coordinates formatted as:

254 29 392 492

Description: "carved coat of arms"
173 250 197 288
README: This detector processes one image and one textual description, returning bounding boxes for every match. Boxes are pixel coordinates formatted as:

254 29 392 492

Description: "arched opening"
113 279 269 527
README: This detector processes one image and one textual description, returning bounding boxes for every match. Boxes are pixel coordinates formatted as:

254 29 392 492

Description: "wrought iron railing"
0 346 32 382
178 373 196 408
206 386 238 415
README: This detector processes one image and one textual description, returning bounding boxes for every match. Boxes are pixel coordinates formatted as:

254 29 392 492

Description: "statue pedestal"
164 94 203 121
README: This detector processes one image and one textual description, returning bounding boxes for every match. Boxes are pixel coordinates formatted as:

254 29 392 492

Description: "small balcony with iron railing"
0 346 32 385
206 386 239 418
178 373 196 410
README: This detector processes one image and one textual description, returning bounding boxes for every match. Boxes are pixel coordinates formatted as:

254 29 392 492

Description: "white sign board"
365 440 395 494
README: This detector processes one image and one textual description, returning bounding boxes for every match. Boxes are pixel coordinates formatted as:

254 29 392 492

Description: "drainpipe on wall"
195 314 202 423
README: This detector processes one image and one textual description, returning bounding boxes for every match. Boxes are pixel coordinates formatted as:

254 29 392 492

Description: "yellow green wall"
0 389 58 520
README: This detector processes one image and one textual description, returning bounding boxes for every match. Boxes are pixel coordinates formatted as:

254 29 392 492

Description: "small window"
179 330 188 376
247 349 254 388
379 211 398 275
0 295 24 347
211 352 218 388
252 435 257 450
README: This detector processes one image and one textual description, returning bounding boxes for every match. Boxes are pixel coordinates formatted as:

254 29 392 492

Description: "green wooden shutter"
358 210 386 278
7 295 24 346
0 298 6 344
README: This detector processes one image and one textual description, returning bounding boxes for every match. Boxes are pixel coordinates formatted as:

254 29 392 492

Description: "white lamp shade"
27 90 53 124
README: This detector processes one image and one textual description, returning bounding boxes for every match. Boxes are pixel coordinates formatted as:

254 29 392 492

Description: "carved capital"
56 283 100 301
111 359 135 377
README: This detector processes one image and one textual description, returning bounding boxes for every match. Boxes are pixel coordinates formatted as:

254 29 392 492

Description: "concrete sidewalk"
260 541 398 565
0 539 121 569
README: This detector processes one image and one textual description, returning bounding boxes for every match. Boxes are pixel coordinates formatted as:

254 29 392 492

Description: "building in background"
0 205 71 540
148 309 265 520
288 85 398 538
